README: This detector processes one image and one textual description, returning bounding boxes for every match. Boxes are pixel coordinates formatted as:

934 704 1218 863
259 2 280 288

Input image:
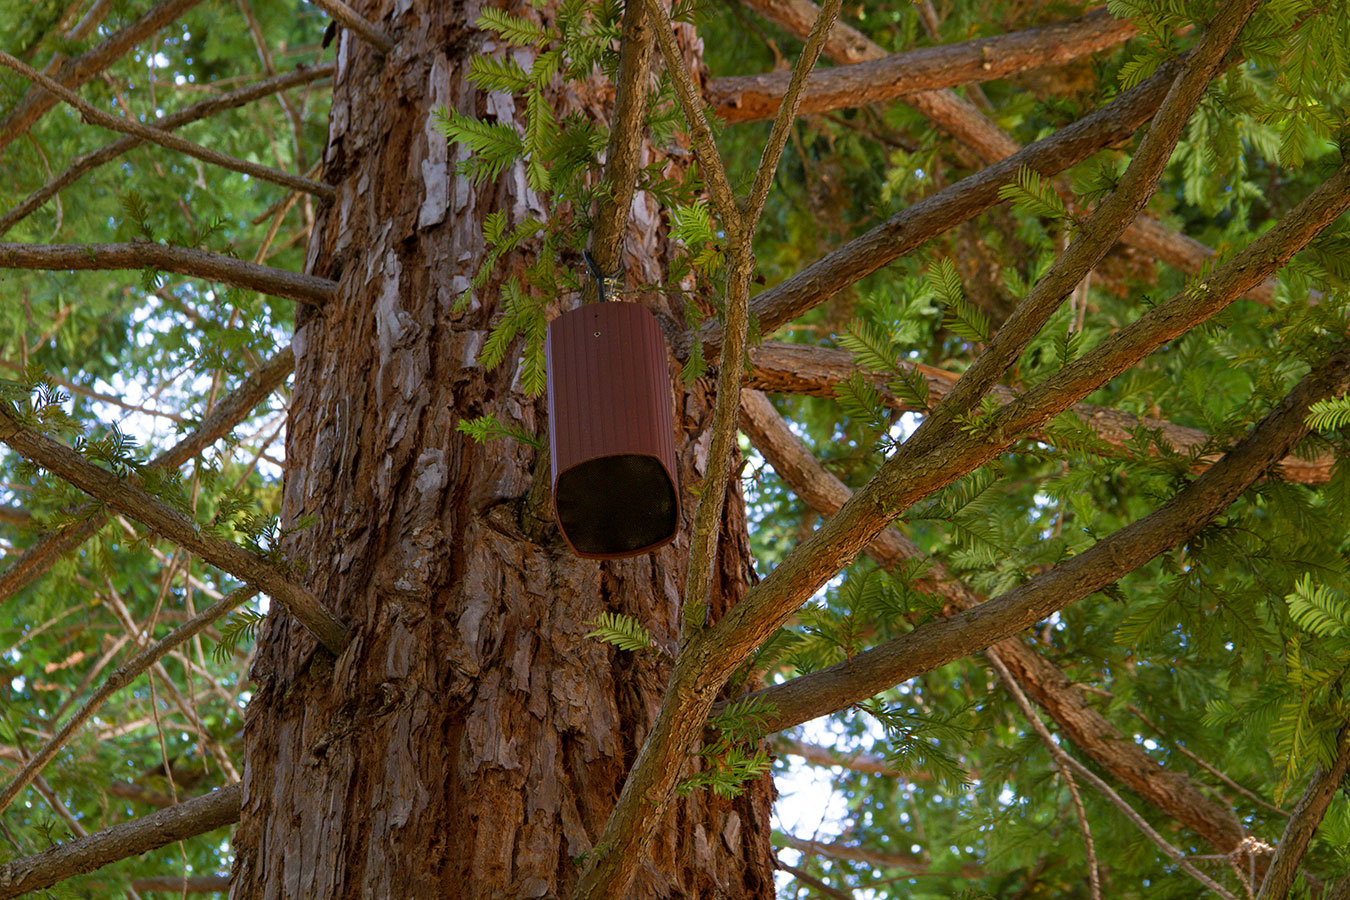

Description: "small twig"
0 587 255 818
986 648 1102 900
0 50 334 201
987 648 1237 899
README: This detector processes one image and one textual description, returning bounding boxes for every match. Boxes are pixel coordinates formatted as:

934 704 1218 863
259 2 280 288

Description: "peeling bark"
228 3 775 898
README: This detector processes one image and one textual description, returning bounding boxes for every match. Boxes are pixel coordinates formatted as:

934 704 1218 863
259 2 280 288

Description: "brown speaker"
546 302 680 559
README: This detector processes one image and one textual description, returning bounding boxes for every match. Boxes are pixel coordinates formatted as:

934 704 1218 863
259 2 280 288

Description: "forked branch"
0 346 295 606
0 63 334 238
0 0 206 154
0 403 348 653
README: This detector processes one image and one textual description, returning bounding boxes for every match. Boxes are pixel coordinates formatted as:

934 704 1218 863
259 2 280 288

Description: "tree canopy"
1 0 1349 897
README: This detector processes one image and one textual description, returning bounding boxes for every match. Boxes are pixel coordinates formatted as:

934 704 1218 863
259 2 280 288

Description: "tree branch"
743 341 1338 484
742 0 841 225
708 9 1135 123
704 157 1350 700
985 650 1238 900
775 736 909 778
640 0 743 237
737 338 1350 733
0 345 294 606
571 3 840 898
738 0 1281 309
309 0 395 55
686 53 1184 355
0 51 335 201
0 243 335 305
0 0 206 155
0 62 334 238
587 0 656 278
1256 726 1350 900
739 388 1249 854
0 784 240 899
0 402 349 654
907 0 1259 448
130 875 230 893
775 860 854 900
781 834 989 878
0 587 254 819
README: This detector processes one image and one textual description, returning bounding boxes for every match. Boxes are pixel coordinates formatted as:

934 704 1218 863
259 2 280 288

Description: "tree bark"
227 3 776 898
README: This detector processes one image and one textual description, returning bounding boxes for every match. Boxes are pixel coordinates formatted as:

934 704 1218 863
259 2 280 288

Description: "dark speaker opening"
555 454 678 557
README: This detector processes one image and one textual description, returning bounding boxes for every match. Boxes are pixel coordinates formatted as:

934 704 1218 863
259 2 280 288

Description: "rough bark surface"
228 3 776 899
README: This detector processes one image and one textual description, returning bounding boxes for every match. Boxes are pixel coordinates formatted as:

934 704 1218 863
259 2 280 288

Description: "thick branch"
0 63 335 238
744 341 1337 484
687 55 1184 354
909 0 1258 445
0 587 254 818
588 0 655 278
739 388 1247 853
0 403 348 654
0 0 206 155
309 0 395 54
1256 727 1350 900
740 0 1280 309
0 785 240 899
738 339 1350 733
0 243 335 305
640 0 743 237
0 346 294 606
707 157 1350 696
0 51 335 201
708 9 1135 123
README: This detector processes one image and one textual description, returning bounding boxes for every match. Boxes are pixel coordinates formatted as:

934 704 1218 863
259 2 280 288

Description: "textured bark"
739 388 1248 855
744 341 1337 484
0 785 239 899
707 9 1135 123
0 243 335 305
228 4 776 899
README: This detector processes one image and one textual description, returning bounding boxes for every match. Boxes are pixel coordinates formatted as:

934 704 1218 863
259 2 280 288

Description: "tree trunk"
228 2 777 898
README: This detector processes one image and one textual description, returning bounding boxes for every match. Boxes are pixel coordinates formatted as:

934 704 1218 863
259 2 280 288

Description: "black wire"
582 249 607 303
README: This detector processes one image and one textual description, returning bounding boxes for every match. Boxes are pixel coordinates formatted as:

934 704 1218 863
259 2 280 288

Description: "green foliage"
926 258 990 343
680 697 778 797
1307 394 1350 432
1286 574 1350 637
585 612 653 652
996 166 1068 223
456 414 544 449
